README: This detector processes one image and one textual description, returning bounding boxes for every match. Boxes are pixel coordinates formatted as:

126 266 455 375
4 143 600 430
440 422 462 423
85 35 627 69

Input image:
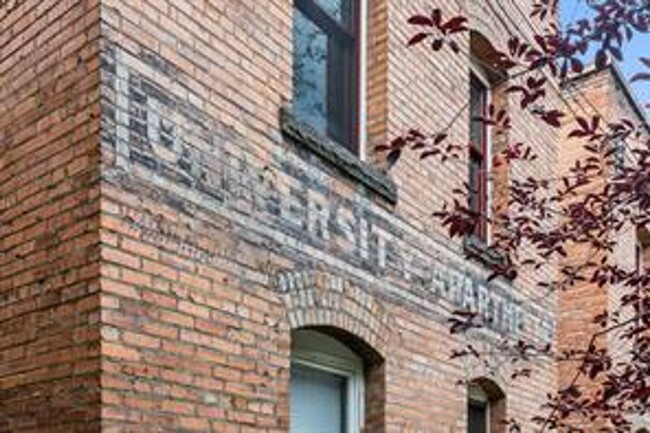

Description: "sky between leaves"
560 0 650 111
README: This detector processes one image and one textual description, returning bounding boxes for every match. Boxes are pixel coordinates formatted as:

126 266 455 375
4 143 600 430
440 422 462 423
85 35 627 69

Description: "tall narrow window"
469 72 490 242
293 0 359 152
635 241 645 344
468 400 488 433
613 138 626 175
468 380 506 433
468 383 489 433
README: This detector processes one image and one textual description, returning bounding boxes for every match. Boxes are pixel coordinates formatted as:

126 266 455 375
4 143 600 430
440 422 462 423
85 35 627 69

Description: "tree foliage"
379 1 650 430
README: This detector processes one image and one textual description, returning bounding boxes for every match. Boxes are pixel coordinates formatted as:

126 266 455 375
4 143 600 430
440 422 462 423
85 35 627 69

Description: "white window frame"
358 0 369 161
291 331 365 433
469 60 493 244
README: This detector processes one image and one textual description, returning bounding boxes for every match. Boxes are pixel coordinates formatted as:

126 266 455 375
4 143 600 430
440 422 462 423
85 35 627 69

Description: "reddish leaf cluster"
507 76 548 109
407 8 468 53
387 1 650 430
531 0 559 22
473 104 511 132
375 128 462 168
495 142 538 168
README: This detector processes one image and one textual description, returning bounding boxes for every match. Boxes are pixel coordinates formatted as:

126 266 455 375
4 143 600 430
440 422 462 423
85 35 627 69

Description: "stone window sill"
463 235 508 271
280 109 398 205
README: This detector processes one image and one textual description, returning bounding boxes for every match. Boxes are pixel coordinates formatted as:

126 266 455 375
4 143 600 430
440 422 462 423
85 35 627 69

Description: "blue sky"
560 0 649 112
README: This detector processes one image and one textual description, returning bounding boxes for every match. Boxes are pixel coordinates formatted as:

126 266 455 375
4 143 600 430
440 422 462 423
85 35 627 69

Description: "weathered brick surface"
1 0 573 432
557 71 612 412
0 0 102 431
95 1 561 432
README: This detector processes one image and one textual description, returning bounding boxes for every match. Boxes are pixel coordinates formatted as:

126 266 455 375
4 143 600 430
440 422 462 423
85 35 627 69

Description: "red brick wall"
3 0 565 432
557 67 650 429
0 1 102 431
557 71 612 405
96 1 561 431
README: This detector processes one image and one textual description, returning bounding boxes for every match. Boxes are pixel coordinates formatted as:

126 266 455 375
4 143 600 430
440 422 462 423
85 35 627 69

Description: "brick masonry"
557 65 650 431
0 0 609 432
0 0 102 431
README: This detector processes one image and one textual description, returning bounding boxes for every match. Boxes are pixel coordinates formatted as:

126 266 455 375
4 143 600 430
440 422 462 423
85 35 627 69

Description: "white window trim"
291 334 365 433
358 0 369 161
470 61 493 245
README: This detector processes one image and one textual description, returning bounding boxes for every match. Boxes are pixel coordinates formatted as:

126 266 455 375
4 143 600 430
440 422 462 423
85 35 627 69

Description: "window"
613 138 626 175
290 329 364 433
635 239 646 343
467 380 506 433
468 384 489 433
469 72 490 242
468 400 488 433
292 0 360 152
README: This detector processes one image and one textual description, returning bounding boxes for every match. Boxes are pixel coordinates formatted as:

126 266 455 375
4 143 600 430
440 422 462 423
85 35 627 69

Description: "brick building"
3 1 636 432
558 63 650 432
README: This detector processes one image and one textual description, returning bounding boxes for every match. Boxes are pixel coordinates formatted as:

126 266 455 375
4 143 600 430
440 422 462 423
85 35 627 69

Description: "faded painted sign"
101 43 554 344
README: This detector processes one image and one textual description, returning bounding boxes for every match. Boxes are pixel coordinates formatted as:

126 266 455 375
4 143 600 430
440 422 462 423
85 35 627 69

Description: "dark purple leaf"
386 149 401 169
408 33 429 46
407 15 433 26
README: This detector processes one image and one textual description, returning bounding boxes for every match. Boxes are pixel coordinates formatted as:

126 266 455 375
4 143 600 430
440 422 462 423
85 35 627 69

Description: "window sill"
463 235 507 270
280 109 398 205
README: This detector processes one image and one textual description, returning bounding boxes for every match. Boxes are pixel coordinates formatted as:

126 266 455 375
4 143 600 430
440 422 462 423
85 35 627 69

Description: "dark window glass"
469 156 481 212
469 76 486 150
293 10 329 135
293 0 358 152
469 74 489 241
314 0 352 24
614 139 625 175
468 401 487 433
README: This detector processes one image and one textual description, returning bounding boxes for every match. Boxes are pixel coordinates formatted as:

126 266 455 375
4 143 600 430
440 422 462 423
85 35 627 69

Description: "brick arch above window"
470 376 507 401
470 30 508 84
284 277 390 433
281 273 391 362
468 377 508 433
467 6 505 55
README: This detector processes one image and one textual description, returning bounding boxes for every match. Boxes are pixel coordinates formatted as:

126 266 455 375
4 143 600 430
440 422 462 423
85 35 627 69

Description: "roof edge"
562 61 649 130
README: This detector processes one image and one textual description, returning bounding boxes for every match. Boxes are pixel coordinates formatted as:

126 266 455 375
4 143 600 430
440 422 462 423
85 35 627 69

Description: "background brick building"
558 63 650 432
0 0 619 432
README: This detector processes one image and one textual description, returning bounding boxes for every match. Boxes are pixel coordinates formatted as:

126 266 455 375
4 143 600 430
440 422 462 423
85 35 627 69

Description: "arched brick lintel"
282 275 391 364
468 5 505 51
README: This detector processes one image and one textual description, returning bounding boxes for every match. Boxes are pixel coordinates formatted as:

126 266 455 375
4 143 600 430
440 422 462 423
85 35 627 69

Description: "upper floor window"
613 138 626 175
469 70 490 242
292 0 360 153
